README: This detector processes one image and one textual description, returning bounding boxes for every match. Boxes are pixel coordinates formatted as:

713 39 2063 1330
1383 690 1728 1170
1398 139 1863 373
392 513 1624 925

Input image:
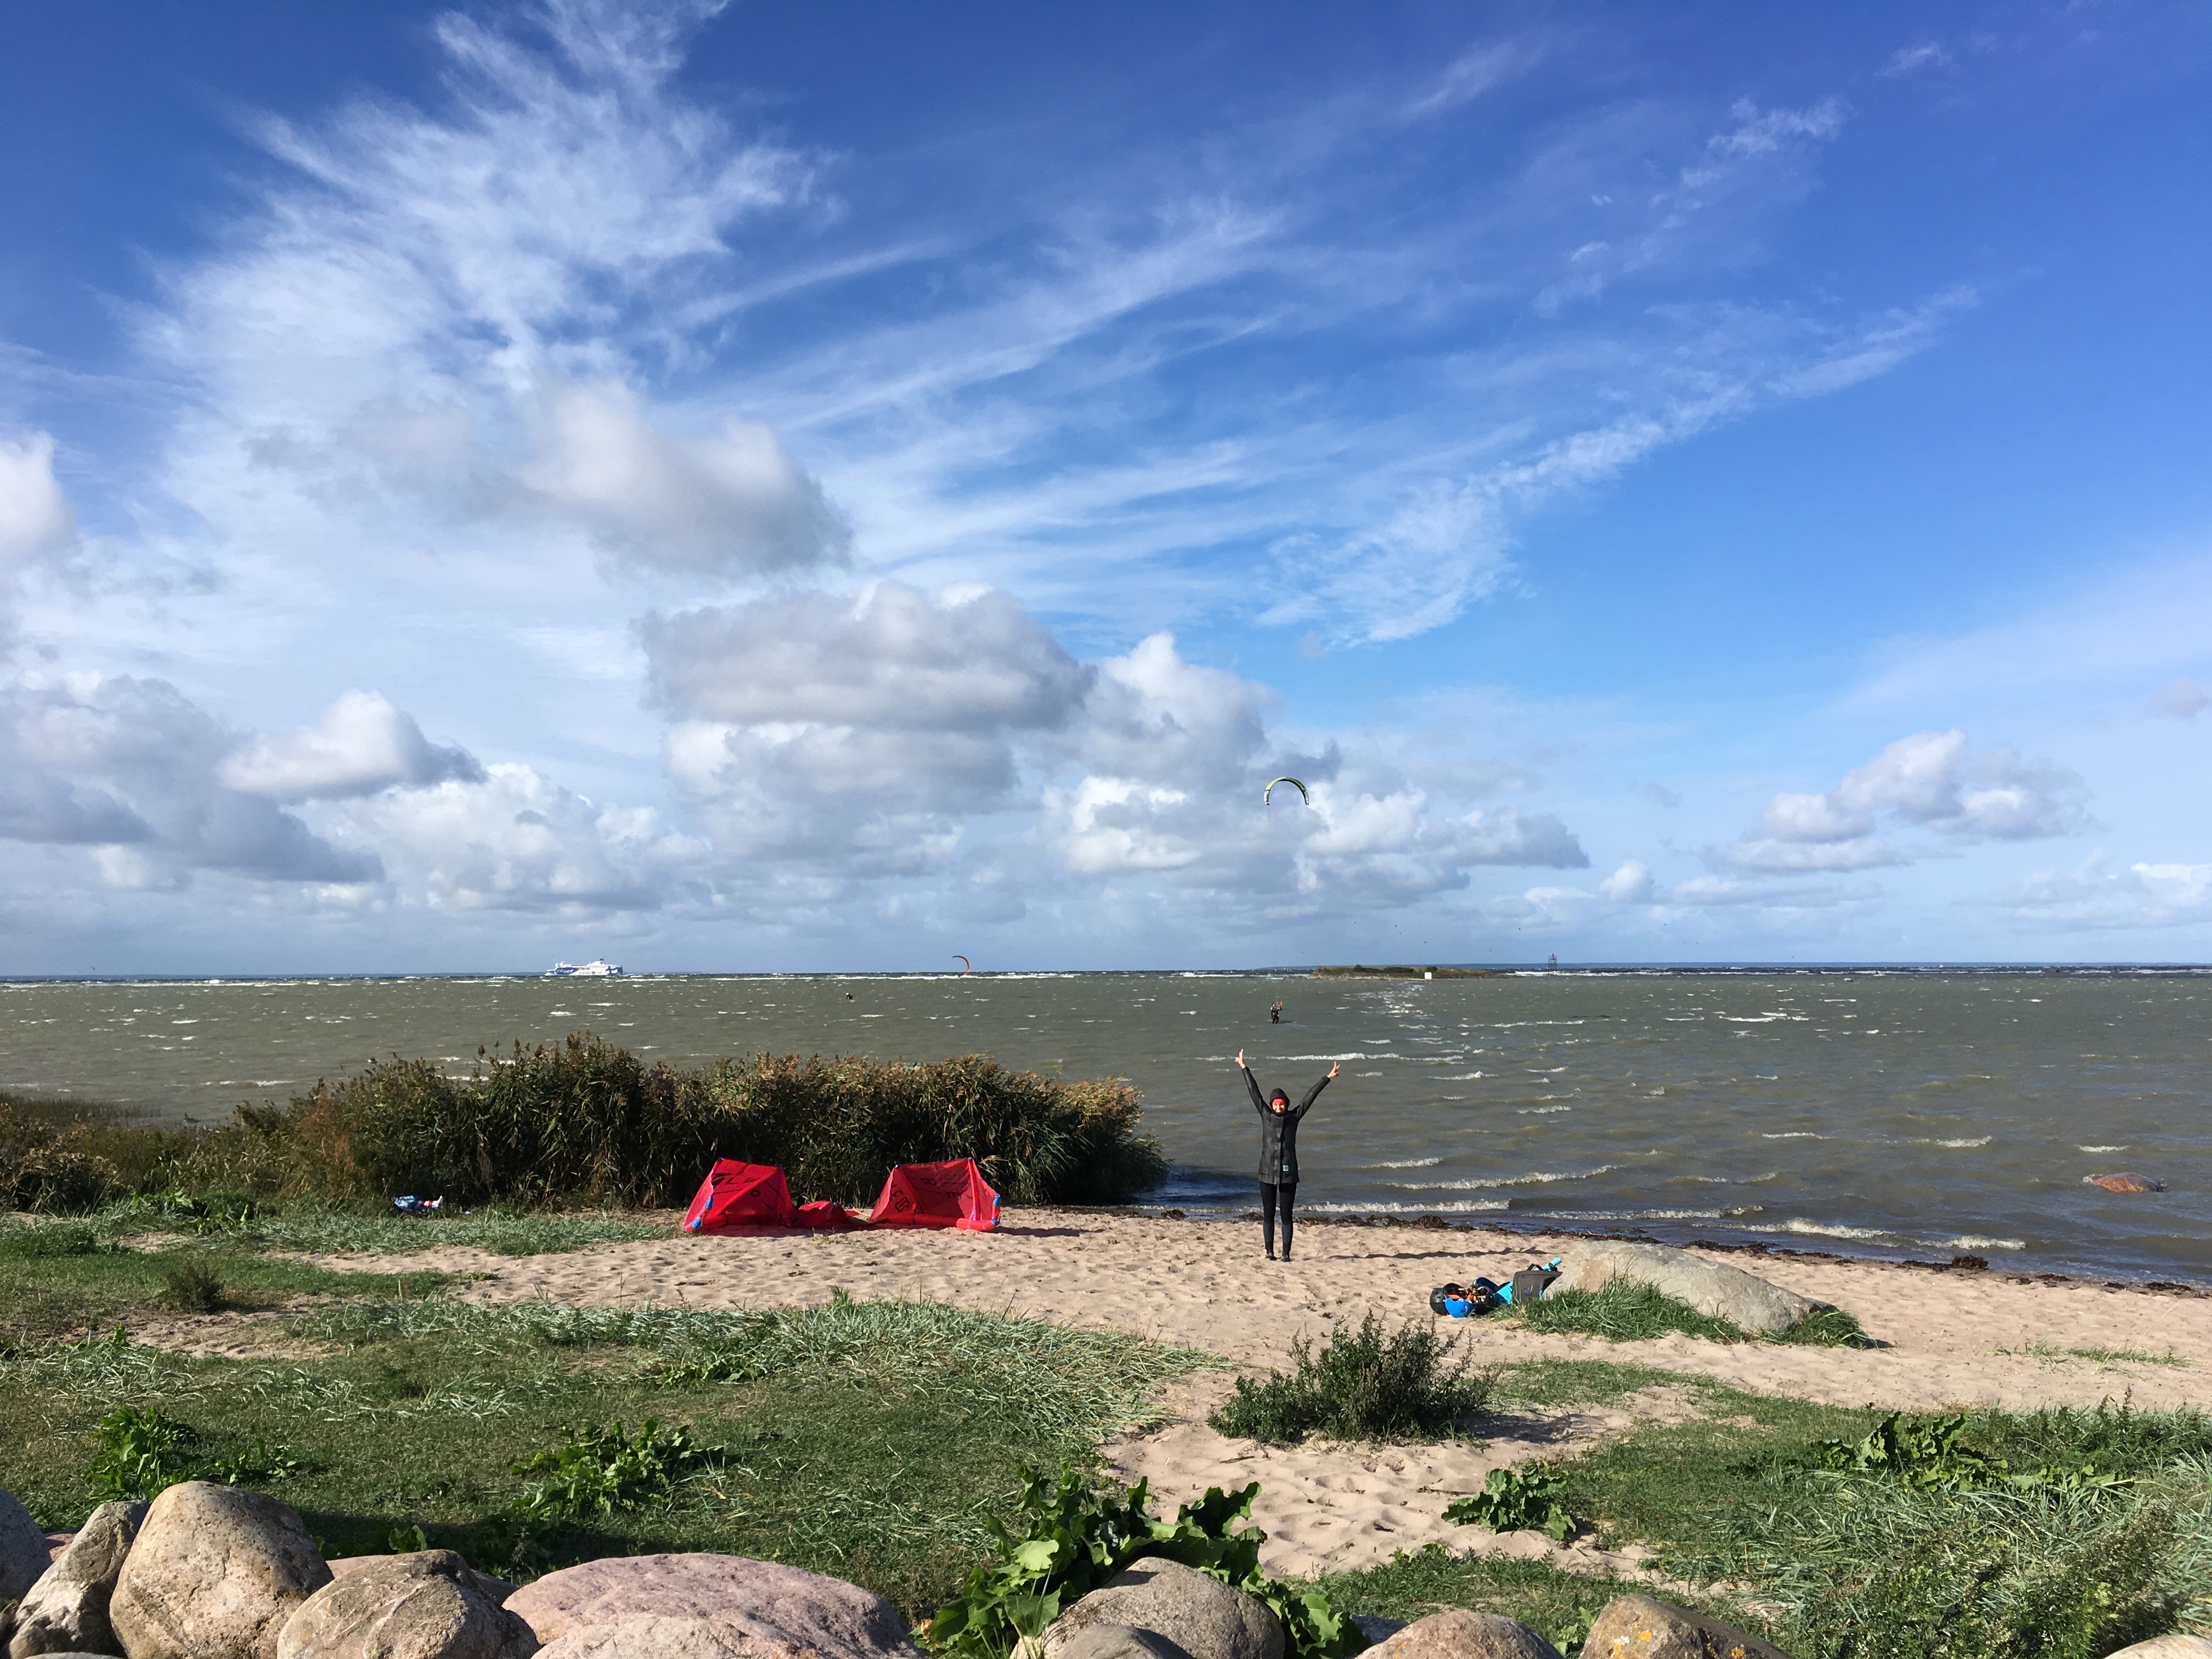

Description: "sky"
1 0 2209 974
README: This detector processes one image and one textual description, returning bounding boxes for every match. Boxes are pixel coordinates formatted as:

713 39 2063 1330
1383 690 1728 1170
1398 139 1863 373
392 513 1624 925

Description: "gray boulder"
8 1500 148 1658
1549 1244 1818 1336
1041 1561 1283 1659
1350 1618 1407 1650
110 1483 331 1659
504 1556 917 1659
1369 1611 1561 1659
275 1550 534 1659
1 1491 53 1611
2101 1638 2212 1657
1054 1628 1196 1659
1576 1595 1792 1659
534 1621 783 1659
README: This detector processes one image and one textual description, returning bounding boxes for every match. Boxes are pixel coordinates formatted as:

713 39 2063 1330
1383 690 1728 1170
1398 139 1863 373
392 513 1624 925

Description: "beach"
222 1209 2212 1583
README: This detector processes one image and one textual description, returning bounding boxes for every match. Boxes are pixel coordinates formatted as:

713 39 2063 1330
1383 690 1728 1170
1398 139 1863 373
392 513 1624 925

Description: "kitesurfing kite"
1263 776 1311 806
954 955 972 976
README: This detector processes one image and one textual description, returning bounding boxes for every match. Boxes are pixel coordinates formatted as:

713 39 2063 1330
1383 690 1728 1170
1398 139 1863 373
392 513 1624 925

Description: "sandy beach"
277 1211 2212 1581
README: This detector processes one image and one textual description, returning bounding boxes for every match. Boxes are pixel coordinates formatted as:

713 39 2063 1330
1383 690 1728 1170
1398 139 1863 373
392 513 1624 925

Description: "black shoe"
1266 1250 1277 1260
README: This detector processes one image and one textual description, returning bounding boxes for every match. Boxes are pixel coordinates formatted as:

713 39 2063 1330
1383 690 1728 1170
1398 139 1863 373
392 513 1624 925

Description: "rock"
1053 1626 1197 1659
1368 1611 1560 1659
9 1500 149 1658
2086 1173 2164 1194
110 1482 332 1659
275 1550 534 1659
1548 1244 1818 1336
504 1556 918 1659
320 1562 514 1605
1350 1618 1408 1649
1 1491 54 1609
1041 1560 1283 1659
2101 1638 2212 1658
534 1621 769 1659
1577 1595 1791 1659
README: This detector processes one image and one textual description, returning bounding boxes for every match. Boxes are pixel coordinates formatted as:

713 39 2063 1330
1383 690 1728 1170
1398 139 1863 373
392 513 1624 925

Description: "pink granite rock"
503 1556 918 1659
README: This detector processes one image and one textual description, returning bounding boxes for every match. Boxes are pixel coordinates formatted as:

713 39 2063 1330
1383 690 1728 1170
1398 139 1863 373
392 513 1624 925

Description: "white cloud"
1984 857 2212 930
1599 859 1653 902
1881 43 1953 77
220 690 484 800
512 380 848 577
323 763 710 915
0 675 380 887
1733 729 2087 872
0 432 78 580
2151 677 2209 719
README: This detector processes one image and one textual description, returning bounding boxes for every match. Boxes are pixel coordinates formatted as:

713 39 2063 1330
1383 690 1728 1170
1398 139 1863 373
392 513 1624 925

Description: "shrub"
510 1420 721 1522
164 1261 225 1313
0 1221 99 1257
88 1406 199 1499
1210 1313 1493 1444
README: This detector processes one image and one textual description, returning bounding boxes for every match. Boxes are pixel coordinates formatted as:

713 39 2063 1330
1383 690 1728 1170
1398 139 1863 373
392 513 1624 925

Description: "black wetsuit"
1244 1066 1330 1259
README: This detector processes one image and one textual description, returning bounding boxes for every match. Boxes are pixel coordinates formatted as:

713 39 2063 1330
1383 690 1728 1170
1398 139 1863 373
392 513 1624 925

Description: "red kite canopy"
683 1159 794 1232
870 1158 1001 1231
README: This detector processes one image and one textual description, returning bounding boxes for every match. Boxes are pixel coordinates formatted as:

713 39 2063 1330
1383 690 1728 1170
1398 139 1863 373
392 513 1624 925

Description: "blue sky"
2 0 2209 973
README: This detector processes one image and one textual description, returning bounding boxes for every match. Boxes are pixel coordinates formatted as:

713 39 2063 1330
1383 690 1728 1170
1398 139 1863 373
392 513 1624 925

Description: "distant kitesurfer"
1237 1048 1338 1262
1269 1000 1284 1023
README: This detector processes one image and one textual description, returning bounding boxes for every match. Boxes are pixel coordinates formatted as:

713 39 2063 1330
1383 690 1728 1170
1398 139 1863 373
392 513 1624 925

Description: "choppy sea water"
3 969 2207 1281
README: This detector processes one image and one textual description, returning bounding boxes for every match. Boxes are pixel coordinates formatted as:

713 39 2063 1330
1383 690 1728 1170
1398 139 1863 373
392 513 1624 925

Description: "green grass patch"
1509 1280 1872 1348
0 1228 452 1347
1209 1313 1493 1445
0 1297 1208 1617
1996 1341 2194 1370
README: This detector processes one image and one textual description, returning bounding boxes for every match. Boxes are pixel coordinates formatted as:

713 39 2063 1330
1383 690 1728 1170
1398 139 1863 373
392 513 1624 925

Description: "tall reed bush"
2 1035 1166 1214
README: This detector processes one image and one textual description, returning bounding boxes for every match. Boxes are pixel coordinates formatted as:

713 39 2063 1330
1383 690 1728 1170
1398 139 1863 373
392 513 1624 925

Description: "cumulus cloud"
1984 857 2212 930
512 380 849 576
220 691 483 800
0 676 380 888
646 582 1091 870
0 432 78 580
1731 729 2087 872
1599 860 1653 902
2151 677 2210 719
323 763 709 914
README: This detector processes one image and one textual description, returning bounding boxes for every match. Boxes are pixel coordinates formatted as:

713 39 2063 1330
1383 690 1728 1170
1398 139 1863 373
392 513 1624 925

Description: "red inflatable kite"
684 1160 795 1232
869 1158 1001 1231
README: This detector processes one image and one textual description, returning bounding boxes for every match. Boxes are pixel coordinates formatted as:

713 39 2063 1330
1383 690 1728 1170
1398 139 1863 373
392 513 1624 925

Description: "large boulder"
504 1556 917 1659
1577 1595 1791 1659
9 1500 148 1658
275 1550 534 1659
1549 1245 1817 1336
110 1483 332 1659
1052 1627 1195 1659
1369 1611 1561 1659
1350 1619 1407 1649
1040 1560 1283 1659
1 1491 54 1610
2102 1638 2212 1657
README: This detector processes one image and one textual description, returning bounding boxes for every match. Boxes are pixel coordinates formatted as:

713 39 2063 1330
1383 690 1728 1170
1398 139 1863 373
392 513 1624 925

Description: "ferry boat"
545 958 624 978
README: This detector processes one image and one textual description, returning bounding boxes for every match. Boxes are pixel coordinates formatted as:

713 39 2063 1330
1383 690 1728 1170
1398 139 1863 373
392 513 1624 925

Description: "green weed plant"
1444 1466 1576 1541
929 1466 1355 1659
1511 1280 1871 1348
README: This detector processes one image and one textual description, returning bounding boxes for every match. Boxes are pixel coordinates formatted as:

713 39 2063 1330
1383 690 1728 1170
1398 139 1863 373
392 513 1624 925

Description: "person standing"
1237 1049 1338 1261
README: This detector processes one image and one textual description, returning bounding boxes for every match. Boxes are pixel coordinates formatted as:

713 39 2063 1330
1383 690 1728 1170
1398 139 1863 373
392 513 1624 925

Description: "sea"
3 968 2207 1282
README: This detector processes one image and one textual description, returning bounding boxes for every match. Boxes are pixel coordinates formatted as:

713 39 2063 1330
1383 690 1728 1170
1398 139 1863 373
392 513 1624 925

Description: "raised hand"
1327 1060 1340 1079
1237 1049 1246 1069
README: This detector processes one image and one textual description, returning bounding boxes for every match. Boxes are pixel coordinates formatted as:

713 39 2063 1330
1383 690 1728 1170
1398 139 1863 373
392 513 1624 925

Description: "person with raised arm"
1237 1048 1338 1261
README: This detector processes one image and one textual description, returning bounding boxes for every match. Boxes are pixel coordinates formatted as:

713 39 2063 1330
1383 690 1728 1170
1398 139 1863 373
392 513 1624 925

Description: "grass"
0 1224 452 1348
1510 1279 1873 1348
1995 1341 2193 1370
0 1296 1209 1617
91 1200 677 1259
2 1039 1167 1218
1209 1313 1494 1444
